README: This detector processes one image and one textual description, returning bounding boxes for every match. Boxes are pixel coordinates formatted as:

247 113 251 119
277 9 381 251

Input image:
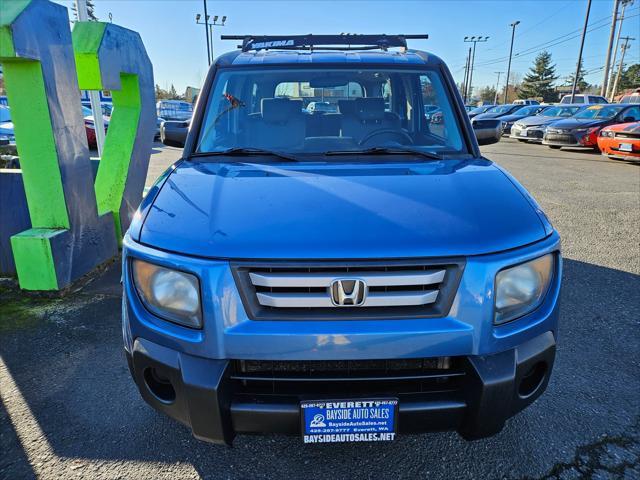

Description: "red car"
597 122 640 161
82 106 109 149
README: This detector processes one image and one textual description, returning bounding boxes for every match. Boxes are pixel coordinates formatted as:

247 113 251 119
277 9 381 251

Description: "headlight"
132 259 202 328
494 254 554 325
600 130 614 138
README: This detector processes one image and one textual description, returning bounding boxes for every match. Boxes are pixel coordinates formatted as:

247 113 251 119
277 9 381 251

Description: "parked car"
157 100 193 121
498 105 548 136
473 104 523 121
155 117 165 140
0 96 8 107
467 104 494 119
597 122 640 160
510 105 585 143
423 104 440 120
160 119 189 147
82 106 109 149
0 105 15 146
513 99 540 105
81 101 113 118
619 92 640 104
559 94 608 104
543 104 640 149
123 34 561 446
306 101 338 114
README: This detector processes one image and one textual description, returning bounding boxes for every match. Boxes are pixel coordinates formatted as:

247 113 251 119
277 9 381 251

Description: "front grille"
545 133 576 143
231 260 464 320
231 357 466 396
614 131 640 139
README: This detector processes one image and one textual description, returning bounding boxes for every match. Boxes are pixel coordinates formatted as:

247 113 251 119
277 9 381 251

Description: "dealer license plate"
619 143 633 152
301 398 398 444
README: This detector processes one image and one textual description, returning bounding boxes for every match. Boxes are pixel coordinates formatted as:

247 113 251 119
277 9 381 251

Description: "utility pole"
610 37 634 100
570 0 592 103
462 47 471 102
503 21 520 104
494 71 504 104
601 0 620 96
196 13 227 65
75 0 105 156
607 0 633 99
464 36 489 103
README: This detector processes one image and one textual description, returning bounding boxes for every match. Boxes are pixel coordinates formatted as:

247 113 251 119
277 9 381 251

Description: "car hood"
547 118 610 130
500 113 535 123
0 121 14 133
139 159 547 259
516 116 565 127
474 110 517 120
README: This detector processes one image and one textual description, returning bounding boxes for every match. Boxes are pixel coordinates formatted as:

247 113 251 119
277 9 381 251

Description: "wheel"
548 145 561 149
517 139 528 143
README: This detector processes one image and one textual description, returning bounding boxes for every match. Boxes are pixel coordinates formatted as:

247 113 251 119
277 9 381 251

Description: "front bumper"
126 331 556 444
510 126 545 142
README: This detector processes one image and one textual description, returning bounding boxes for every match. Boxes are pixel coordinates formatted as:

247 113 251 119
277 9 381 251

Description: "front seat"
249 98 305 149
340 97 400 144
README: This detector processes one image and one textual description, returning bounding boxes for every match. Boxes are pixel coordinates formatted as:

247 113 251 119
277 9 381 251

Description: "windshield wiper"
191 147 299 162
325 147 443 160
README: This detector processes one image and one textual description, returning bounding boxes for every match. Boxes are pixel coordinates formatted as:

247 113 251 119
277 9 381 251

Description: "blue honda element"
123 34 561 445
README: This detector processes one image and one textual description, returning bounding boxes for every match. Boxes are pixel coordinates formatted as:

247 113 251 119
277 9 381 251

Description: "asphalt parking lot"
1 139 639 479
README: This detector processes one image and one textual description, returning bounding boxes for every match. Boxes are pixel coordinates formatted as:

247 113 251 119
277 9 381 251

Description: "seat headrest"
338 100 357 115
261 98 303 123
354 97 385 121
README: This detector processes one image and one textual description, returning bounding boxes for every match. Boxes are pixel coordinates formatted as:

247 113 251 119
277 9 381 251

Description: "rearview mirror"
472 118 502 146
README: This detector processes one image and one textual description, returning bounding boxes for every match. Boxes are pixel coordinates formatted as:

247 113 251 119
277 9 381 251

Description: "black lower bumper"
127 332 556 445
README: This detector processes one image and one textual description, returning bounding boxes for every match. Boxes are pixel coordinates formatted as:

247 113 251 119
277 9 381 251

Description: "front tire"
548 145 561 149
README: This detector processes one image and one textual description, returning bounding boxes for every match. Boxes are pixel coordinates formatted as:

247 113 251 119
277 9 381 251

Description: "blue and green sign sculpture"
0 0 155 290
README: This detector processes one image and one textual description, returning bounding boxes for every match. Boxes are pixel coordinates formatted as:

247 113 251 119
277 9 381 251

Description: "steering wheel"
358 129 413 147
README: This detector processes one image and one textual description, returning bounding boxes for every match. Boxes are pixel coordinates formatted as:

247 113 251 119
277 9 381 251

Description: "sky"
54 0 640 95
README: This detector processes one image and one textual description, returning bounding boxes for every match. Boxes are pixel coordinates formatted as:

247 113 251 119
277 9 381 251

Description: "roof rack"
220 34 429 52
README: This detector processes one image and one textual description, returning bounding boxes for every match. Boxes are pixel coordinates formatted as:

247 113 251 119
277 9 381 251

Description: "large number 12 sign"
0 0 154 290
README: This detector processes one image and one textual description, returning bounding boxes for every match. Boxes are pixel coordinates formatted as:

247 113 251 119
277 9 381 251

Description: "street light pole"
607 0 633 100
203 0 211 66
503 20 520 104
196 14 226 65
464 36 489 102
494 71 504 104
570 0 592 103
462 47 471 103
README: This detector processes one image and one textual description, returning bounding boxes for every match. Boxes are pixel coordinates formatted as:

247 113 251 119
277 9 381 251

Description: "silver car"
510 105 585 143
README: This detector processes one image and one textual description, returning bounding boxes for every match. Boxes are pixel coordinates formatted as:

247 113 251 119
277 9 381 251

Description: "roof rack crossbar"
220 34 429 52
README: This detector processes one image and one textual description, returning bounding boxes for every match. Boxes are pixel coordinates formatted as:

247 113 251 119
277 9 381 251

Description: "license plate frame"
619 142 633 152
300 398 398 444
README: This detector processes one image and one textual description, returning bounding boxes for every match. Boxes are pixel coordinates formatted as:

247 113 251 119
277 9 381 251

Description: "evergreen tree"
478 86 497 103
620 64 640 90
518 51 557 102
566 61 589 92
169 84 178 99
71 0 98 21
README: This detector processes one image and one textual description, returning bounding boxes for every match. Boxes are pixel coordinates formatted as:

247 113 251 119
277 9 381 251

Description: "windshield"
0 106 10 123
560 95 584 104
469 106 489 114
542 106 581 117
196 67 468 157
486 105 514 114
513 105 540 116
573 105 623 119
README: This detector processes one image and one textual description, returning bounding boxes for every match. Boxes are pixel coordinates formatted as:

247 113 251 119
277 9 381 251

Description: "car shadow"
0 258 638 479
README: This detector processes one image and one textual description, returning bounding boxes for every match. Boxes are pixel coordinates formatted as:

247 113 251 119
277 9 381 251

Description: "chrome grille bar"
256 290 438 308
249 269 446 288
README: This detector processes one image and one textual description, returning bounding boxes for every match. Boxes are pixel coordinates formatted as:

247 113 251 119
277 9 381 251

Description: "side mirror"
160 120 189 148
622 116 635 123
472 118 502 146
